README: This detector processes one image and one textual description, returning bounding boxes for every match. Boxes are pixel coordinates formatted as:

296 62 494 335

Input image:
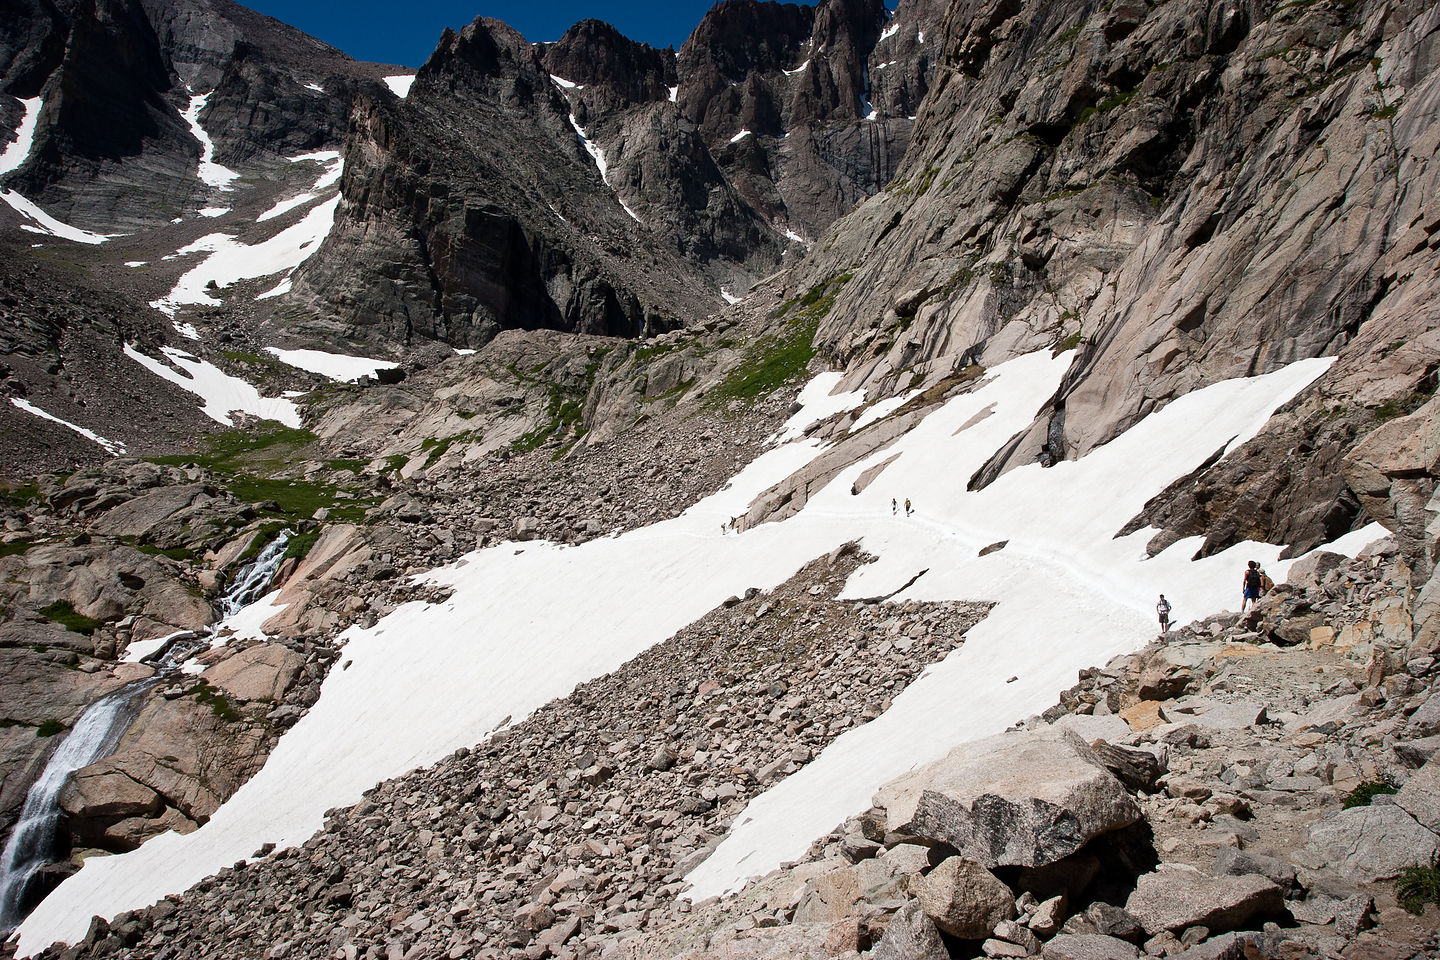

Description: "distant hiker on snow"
1157 595 1172 634
1242 561 1263 612
892 498 898 515
905 498 913 516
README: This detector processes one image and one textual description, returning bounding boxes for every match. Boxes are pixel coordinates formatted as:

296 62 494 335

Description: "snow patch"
304 82 325 93
172 321 201 341
549 74 582 90
773 372 865 443
783 60 810 76
180 92 239 190
850 389 922 432
729 129 753 144
150 195 340 316
780 226 809 246
198 207 229 218
567 114 642 224
8 398 125 454
720 288 742 305
668 85 679 102
0 96 41 175
124 261 146 268
879 22 901 41
257 151 344 223
123 344 300 428
918 30 925 43
382 75 415 99
454 348 477 356
264 347 395 382
1 191 114 244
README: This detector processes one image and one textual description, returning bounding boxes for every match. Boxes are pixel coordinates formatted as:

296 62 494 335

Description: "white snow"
1 98 115 245
382 75 416 99
198 207 230 218
264 346 394 382
124 261 147 268
729 129 753 144
879 22 901 41
454 348 477 356
781 226 809 246
783 60 811 76
120 631 188 664
860 95 878 121
257 151 344 223
16 352 1359 955
8 398 125 454
668 85 679 103
172 321 201 340
256 277 292 300
150 195 340 316
851 389 921 432
304 82 325 93
0 96 41 175
772 372 865 443
567 114 642 224
874 60 898 70
123 344 300 428
918 30 925 43
1 190 115 244
549 74 582 90
180 92 240 190
720 288 742 305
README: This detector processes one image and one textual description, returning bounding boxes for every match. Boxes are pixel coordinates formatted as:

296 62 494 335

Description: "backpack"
1244 569 1262 592
1158 600 1171 616
1258 571 1274 592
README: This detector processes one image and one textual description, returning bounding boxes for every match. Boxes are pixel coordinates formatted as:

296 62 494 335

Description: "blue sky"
248 1 728 67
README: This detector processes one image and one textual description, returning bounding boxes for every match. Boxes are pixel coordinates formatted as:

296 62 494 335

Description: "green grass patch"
134 542 197 562
36 719 64 738
384 454 408 474
1053 332 1083 355
150 424 319 472
2 483 39 508
192 682 241 722
0 541 35 559
1396 857 1440 915
325 458 368 474
283 529 321 563
39 600 103 635
709 316 820 408
1343 776 1398 808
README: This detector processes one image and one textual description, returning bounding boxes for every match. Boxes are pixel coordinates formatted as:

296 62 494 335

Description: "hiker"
905 498 913 516
1242 561 1263 612
892 498 897 515
1157 594 1172 634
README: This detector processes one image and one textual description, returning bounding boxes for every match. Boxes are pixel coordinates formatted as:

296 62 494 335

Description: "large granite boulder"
1123 864 1283 936
914 855 1016 939
203 643 306 702
875 726 1141 869
1395 756 1440 832
1296 802 1440 883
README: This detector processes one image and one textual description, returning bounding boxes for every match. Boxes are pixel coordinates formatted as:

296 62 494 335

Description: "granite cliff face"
770 0 1440 557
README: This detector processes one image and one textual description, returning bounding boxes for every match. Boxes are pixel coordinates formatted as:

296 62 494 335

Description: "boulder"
1285 551 1344 588
1297 802 1440 883
1041 934 1138 960
1407 689 1440 737
871 902 948 960
1187 699 1267 730
0 647 126 725
1118 701 1166 731
1393 757 1440 833
203 643 305 702
1090 741 1163 793
914 856 1016 939
59 768 163 820
666 922 850 960
1123 864 1283 936
875 726 1140 869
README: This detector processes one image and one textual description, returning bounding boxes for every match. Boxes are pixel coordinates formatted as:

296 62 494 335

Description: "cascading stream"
0 529 292 933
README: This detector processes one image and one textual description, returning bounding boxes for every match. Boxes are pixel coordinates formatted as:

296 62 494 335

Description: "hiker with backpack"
1157 595 1172 634
1241 561 1263 612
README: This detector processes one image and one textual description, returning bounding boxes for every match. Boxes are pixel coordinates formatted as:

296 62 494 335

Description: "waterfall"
0 682 153 932
0 528 293 933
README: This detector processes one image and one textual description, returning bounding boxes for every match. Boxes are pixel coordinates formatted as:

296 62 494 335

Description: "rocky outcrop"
759 0 1440 561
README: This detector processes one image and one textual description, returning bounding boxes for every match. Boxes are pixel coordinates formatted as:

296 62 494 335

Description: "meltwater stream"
0 530 292 933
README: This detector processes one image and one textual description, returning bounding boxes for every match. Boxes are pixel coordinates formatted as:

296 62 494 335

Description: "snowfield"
123 344 301 428
150 196 340 317
264 346 396 382
15 351 1377 953
8 398 125 454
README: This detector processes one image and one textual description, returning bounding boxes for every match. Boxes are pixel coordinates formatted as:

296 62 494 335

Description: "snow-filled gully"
16 351 1381 953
